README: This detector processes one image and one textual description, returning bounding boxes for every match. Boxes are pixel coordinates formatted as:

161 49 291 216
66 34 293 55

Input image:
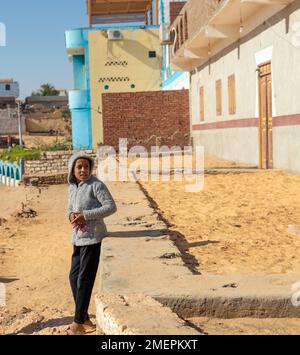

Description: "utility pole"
16 98 23 147
7 104 11 119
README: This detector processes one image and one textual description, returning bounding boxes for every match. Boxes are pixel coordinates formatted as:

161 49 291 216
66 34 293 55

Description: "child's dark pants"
69 242 101 324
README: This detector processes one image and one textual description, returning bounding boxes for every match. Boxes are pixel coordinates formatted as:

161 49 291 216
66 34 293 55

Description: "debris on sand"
222 283 238 289
288 224 300 236
0 218 7 226
16 203 37 219
159 252 181 259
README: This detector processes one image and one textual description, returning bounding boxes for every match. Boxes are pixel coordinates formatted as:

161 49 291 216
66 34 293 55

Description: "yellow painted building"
66 26 162 150
89 28 162 147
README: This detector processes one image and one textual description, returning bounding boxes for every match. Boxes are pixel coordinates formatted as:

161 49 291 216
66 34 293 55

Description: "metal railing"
0 159 22 187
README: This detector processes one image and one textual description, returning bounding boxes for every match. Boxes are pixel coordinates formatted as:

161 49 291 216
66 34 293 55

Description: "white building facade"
171 0 300 173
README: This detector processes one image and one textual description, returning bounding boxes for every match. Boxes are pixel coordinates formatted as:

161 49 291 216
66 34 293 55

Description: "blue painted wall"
66 29 92 150
73 55 86 90
0 82 19 97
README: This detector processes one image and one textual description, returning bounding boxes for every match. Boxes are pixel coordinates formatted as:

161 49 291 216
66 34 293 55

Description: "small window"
5 84 10 91
104 85 110 90
175 25 179 52
131 84 136 89
184 12 188 41
180 19 184 46
228 74 236 115
199 86 204 121
216 79 222 116
149 51 156 58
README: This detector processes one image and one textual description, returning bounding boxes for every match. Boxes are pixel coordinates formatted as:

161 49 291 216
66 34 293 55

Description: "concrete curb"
99 237 300 319
95 292 201 335
96 181 300 335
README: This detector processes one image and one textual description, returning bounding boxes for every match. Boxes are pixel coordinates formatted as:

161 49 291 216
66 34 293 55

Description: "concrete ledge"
100 237 300 319
96 181 300 335
95 292 201 335
157 295 300 319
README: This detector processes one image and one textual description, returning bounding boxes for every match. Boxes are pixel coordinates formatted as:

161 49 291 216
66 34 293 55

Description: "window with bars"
216 79 222 116
228 74 236 115
199 86 204 121
175 25 180 52
180 19 184 46
184 12 188 41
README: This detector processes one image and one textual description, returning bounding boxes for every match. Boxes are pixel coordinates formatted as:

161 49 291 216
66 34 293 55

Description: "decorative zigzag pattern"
105 61 128 67
98 77 130 83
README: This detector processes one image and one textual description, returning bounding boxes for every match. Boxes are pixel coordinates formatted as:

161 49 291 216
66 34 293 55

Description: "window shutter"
184 12 188 41
228 74 236 115
216 79 222 116
200 86 204 121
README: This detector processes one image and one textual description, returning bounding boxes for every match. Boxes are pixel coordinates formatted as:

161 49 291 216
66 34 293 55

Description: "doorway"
258 62 273 169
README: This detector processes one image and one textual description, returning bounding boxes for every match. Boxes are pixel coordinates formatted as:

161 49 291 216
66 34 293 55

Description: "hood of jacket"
67 151 95 184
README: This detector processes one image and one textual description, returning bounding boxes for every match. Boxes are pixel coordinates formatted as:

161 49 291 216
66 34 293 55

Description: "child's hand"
70 213 77 223
71 213 86 229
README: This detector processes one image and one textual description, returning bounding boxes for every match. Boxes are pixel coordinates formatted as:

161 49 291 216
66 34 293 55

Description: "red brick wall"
170 2 187 25
102 90 190 151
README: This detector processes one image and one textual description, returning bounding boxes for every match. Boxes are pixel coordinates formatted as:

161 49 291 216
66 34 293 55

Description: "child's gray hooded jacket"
67 151 117 246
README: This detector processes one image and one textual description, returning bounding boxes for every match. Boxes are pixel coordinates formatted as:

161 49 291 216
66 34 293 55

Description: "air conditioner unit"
107 30 123 41
160 23 173 45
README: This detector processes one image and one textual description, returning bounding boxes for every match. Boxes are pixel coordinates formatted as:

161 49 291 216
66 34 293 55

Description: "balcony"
87 0 159 25
171 0 294 71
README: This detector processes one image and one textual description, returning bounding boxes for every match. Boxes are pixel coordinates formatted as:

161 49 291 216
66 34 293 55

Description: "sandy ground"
1 156 300 334
141 167 300 275
187 317 300 335
0 184 100 335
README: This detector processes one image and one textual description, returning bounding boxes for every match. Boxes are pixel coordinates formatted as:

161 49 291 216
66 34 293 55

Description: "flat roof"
87 0 151 15
87 0 158 25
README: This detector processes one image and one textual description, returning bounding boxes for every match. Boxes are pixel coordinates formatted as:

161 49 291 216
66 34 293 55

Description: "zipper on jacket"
74 185 78 211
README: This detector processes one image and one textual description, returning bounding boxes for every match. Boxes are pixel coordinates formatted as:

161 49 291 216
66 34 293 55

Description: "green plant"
0 138 73 163
40 139 73 152
62 109 72 134
31 83 60 96
62 109 71 120
0 146 42 163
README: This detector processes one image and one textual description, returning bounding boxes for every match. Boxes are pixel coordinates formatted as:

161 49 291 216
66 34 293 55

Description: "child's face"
74 158 90 183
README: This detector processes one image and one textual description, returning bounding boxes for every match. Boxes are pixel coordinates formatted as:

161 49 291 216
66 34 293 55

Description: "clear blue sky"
0 0 88 98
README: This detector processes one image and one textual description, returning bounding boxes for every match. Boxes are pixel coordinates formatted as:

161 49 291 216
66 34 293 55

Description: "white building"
171 0 300 173
0 79 20 108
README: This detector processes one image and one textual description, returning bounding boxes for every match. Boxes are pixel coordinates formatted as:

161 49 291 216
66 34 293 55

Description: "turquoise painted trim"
0 159 22 182
65 29 85 48
69 90 90 109
71 109 92 150
162 71 186 88
162 47 166 78
160 0 165 24
85 31 92 149
66 28 92 150
73 55 86 90
67 25 159 33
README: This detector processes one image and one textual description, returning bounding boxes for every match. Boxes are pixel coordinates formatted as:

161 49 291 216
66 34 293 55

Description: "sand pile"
141 170 300 274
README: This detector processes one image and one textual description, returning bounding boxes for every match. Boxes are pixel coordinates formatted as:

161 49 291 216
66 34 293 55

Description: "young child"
66 151 117 335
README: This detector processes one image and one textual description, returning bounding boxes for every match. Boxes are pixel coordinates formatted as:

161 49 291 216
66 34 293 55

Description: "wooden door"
258 62 273 169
